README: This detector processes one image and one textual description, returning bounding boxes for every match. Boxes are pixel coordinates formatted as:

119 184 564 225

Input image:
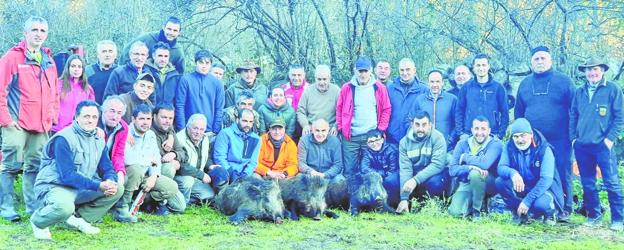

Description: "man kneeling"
496 118 564 225
31 101 122 240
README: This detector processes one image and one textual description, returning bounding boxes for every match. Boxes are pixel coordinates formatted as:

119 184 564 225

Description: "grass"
2 168 624 250
1 198 623 250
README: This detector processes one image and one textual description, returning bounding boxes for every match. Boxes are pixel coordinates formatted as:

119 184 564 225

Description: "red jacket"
336 80 391 140
0 40 59 132
104 119 129 175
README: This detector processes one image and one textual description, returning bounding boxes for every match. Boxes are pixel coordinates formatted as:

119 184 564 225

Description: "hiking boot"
1 213 20 222
512 213 528 225
557 211 571 223
154 204 171 216
30 220 52 240
66 215 100 234
112 206 138 223
471 211 482 222
544 214 557 226
583 216 603 228
609 221 623 232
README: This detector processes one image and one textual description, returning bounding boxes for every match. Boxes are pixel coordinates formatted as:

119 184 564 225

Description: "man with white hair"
86 40 118 104
297 65 340 136
515 46 575 221
175 114 228 205
387 58 428 145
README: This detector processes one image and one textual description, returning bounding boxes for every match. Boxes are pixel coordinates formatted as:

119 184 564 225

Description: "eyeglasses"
367 138 383 144
532 80 550 96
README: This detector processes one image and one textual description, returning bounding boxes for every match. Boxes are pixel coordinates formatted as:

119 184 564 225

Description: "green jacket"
257 101 296 136
176 128 210 180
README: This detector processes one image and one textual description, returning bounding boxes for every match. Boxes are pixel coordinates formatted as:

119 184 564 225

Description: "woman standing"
51 54 95 133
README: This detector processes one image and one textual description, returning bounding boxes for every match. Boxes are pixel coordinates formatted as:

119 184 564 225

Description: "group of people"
0 15 622 241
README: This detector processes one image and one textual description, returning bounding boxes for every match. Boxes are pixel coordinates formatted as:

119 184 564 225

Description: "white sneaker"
66 215 100 234
31 220 52 240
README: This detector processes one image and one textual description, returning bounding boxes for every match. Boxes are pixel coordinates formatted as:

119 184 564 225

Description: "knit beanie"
511 118 533 135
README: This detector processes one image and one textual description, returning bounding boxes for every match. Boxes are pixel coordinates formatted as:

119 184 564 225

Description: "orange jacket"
255 134 298 177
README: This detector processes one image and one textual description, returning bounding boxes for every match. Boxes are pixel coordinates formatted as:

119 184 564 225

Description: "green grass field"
1 198 623 250
2 168 624 250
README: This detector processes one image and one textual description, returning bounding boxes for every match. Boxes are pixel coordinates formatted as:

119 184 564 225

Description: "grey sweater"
399 128 447 200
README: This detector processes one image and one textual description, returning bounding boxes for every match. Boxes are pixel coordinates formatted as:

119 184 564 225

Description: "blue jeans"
382 171 400 208
574 142 624 222
495 177 555 217
405 170 451 200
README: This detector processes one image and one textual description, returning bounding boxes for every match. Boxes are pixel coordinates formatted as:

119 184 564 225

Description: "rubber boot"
22 171 39 214
0 173 20 221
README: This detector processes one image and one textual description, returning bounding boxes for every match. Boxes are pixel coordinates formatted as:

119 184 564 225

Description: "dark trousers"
406 170 451 200
550 138 573 213
495 177 555 217
574 142 624 222
382 171 400 208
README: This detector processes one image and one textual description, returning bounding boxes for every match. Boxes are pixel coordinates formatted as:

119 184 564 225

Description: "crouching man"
360 129 400 208
255 117 299 179
31 101 122 240
121 104 185 216
496 118 564 225
396 111 450 213
176 114 229 205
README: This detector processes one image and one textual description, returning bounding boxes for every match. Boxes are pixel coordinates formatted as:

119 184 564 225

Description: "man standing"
224 61 267 109
120 17 185 73
297 65 340 136
211 64 225 81
414 70 458 149
0 16 59 221
213 109 261 183
496 118 564 225
448 117 502 219
86 40 118 104
119 73 156 123
374 60 392 85
447 65 472 97
103 41 152 101
396 111 449 213
336 56 391 177
30 101 122 240
387 58 428 145
255 118 299 179
456 54 509 139
122 104 186 216
515 46 575 219
570 58 624 231
146 42 181 106
281 64 308 111
174 50 224 133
